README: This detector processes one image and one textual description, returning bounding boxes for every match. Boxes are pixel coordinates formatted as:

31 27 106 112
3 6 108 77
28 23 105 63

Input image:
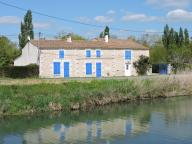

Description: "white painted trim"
124 49 132 76
58 49 65 59
52 61 62 77
85 49 91 58
63 60 71 78
85 61 93 76
95 49 102 58
95 61 103 77
124 49 132 61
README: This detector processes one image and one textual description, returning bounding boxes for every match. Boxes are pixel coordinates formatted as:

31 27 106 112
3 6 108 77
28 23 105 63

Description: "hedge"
0 64 39 78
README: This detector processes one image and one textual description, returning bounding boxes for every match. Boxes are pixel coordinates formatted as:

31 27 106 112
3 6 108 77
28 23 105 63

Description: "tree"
0 36 20 67
162 24 170 49
150 40 168 64
99 32 104 38
99 26 110 38
139 34 161 47
174 32 179 46
184 28 189 46
19 10 34 49
178 27 184 47
169 28 176 47
133 55 151 75
104 26 110 37
55 32 86 40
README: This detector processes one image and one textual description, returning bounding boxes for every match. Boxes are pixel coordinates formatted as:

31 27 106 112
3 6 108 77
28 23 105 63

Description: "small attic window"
59 50 64 59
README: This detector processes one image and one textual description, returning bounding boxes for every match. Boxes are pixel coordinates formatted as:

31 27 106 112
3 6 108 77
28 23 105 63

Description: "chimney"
67 34 72 43
27 36 30 41
104 35 109 43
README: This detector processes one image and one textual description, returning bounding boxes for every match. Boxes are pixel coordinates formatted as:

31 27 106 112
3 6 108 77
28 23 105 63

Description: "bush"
0 64 39 78
133 55 151 75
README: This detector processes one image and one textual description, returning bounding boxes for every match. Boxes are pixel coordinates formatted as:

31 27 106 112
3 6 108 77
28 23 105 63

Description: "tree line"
150 24 192 73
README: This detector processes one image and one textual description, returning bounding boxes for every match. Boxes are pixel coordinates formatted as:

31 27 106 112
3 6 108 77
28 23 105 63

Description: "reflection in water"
0 97 192 144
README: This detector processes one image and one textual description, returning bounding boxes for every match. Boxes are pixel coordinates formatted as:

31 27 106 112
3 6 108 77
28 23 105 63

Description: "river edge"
0 75 192 116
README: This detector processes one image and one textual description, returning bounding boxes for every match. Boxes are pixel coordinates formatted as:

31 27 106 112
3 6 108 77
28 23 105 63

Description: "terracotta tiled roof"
31 39 149 50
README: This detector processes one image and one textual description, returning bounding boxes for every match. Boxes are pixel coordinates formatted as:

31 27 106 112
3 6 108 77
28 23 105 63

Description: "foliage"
55 32 86 40
133 55 151 75
184 28 189 46
162 24 170 49
99 26 110 38
139 34 161 47
168 46 192 73
0 64 39 78
0 36 20 67
19 10 34 49
150 41 168 64
153 24 192 73
178 27 184 47
0 76 191 115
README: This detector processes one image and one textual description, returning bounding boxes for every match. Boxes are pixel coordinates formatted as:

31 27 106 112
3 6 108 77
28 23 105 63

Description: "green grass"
0 75 192 115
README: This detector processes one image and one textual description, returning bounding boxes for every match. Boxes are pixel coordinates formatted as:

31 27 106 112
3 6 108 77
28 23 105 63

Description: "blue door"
159 64 168 75
53 62 60 75
86 63 92 75
96 63 102 77
64 62 70 78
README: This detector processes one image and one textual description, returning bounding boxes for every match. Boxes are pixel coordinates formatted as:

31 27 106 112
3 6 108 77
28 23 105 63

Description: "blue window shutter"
59 50 64 59
96 50 101 57
64 62 70 77
86 63 92 75
125 50 131 60
86 50 91 58
53 62 60 75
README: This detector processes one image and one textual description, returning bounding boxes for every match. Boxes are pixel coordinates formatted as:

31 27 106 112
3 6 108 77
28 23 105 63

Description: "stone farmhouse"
14 35 149 78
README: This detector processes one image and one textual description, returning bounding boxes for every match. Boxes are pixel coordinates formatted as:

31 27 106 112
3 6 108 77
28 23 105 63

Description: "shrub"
133 55 151 75
0 64 39 78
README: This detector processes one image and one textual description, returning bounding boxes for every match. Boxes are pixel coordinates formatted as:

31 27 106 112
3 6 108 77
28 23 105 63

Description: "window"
86 50 91 58
125 50 131 60
59 50 64 59
53 62 60 75
86 63 92 75
96 50 101 57
126 64 129 70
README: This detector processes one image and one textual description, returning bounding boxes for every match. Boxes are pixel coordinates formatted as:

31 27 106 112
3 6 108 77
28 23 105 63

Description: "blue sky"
0 0 192 42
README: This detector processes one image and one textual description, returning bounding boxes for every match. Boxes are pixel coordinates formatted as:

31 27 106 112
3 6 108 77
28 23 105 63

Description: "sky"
0 0 192 42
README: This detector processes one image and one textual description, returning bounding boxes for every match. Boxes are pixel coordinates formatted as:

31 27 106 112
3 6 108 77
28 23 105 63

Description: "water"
0 97 192 144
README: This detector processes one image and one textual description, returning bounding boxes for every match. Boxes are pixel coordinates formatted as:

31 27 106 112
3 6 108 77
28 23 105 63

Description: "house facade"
16 36 149 78
14 42 39 66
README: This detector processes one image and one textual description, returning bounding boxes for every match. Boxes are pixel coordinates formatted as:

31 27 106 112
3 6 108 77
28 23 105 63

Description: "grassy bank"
0 75 192 115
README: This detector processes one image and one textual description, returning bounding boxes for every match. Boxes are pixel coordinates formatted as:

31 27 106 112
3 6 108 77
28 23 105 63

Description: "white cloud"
121 9 192 23
0 16 20 24
107 10 116 15
94 16 114 23
34 22 51 29
146 0 191 9
166 9 192 22
122 13 157 22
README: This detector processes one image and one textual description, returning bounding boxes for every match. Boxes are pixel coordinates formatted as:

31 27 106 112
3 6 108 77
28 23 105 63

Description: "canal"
0 96 192 144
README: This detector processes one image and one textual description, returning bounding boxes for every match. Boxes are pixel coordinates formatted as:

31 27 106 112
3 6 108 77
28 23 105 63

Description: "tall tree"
169 28 176 47
184 28 189 46
162 24 170 49
19 10 34 49
178 27 184 47
174 32 179 46
99 26 110 38
104 26 110 37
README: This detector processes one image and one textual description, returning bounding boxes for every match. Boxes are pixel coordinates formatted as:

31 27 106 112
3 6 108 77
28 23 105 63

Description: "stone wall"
39 48 149 78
